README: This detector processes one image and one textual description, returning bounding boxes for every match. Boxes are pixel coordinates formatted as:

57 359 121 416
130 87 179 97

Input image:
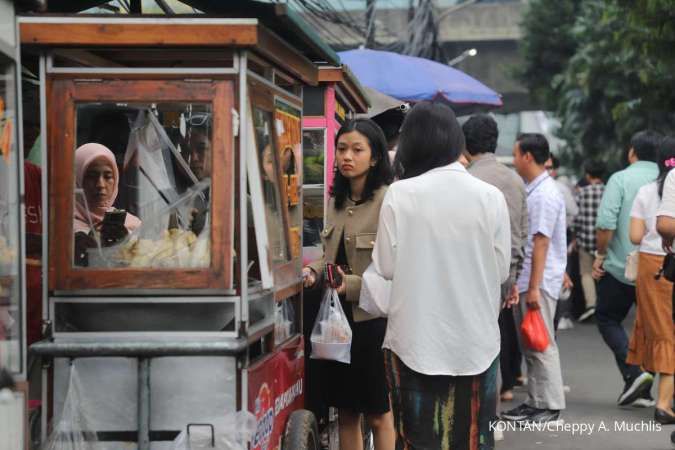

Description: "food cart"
0 0 27 448
301 66 370 262
21 5 339 449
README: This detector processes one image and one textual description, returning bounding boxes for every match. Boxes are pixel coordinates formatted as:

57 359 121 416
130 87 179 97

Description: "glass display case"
48 80 234 292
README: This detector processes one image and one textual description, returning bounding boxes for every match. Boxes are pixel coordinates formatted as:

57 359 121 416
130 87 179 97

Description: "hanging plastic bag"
359 263 391 318
521 309 549 352
170 411 256 450
624 250 639 282
310 288 352 364
274 299 295 345
42 367 98 450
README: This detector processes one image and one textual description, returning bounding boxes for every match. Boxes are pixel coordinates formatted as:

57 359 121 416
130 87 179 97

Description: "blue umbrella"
339 48 502 114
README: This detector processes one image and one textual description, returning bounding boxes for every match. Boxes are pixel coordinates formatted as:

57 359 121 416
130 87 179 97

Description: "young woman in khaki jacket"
303 119 395 450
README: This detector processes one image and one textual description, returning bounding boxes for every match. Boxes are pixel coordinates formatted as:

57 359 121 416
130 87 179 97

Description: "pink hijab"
73 143 141 234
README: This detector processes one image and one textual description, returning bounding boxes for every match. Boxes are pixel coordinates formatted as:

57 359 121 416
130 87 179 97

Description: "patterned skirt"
384 350 498 450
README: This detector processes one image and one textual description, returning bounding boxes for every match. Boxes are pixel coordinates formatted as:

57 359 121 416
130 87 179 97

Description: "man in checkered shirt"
573 161 605 321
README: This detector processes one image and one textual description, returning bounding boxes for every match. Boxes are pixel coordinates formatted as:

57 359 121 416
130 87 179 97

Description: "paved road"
497 315 674 450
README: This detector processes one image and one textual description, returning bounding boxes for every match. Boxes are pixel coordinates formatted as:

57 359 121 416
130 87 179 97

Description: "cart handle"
187 423 215 448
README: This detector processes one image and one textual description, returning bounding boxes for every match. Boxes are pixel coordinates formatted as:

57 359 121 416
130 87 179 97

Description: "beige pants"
579 248 597 308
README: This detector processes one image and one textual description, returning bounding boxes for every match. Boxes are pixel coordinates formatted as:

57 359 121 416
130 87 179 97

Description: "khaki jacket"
308 185 388 322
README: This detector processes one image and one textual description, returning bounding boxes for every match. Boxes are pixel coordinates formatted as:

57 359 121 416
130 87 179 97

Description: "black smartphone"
103 210 127 226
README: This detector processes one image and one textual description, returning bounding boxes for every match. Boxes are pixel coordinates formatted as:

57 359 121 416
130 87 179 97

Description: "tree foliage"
519 0 675 171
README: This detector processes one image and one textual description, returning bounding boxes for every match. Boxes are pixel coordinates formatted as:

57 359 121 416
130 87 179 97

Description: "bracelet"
594 250 607 260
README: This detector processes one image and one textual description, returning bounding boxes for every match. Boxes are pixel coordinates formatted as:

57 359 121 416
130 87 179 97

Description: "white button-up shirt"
372 163 511 376
516 171 567 297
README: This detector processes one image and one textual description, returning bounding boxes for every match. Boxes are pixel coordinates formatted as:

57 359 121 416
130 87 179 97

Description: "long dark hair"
330 119 393 209
395 102 464 179
657 137 675 198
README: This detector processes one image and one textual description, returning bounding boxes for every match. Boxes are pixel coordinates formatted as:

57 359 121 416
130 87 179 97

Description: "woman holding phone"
303 119 395 450
73 143 141 266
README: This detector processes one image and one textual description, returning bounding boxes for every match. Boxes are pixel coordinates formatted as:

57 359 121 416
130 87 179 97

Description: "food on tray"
115 228 210 268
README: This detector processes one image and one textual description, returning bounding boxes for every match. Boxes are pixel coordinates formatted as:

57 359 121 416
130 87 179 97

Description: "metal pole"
38 52 48 445
239 51 248 324
138 358 150 450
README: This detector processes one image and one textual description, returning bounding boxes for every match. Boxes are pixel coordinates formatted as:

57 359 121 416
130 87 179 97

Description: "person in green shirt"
593 130 662 407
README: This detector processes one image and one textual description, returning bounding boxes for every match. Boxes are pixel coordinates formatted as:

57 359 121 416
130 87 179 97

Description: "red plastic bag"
521 309 550 352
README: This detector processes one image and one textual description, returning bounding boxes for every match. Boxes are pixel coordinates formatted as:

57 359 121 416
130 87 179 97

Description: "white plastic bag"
171 411 256 450
310 288 352 364
274 299 295 345
359 263 391 318
42 367 98 450
625 250 639 282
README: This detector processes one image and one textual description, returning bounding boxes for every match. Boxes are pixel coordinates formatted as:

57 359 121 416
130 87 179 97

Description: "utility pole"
365 0 377 48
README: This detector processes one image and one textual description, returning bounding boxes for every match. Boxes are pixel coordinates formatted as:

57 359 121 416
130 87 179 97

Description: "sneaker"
501 403 538 421
631 394 656 408
558 317 575 330
494 427 504 441
522 408 561 424
578 307 595 322
618 372 654 406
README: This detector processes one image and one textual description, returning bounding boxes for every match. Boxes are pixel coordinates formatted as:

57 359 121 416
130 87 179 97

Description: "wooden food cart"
22 5 339 449
0 0 28 448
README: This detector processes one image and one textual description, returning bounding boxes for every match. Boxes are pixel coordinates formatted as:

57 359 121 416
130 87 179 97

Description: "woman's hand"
302 267 317 288
563 272 574 290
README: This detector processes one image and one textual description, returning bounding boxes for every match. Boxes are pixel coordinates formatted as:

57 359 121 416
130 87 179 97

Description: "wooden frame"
48 78 234 291
20 19 258 47
249 83 302 298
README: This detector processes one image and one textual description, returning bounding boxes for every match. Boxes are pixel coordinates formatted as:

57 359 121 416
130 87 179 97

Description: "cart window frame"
248 83 303 296
48 78 235 291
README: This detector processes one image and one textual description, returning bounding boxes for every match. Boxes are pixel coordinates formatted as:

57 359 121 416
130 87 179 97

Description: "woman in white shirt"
372 102 511 450
628 137 675 424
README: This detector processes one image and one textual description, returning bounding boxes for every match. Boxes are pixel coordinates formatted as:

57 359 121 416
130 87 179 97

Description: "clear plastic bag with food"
310 288 352 364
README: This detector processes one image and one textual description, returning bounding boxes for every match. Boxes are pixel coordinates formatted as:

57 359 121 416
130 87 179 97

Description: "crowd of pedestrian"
304 100 675 450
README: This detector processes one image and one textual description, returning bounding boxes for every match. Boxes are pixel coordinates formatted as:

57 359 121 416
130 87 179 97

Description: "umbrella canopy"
339 48 502 115
362 86 406 118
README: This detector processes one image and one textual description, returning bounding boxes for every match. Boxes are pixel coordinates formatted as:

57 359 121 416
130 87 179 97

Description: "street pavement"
497 313 674 450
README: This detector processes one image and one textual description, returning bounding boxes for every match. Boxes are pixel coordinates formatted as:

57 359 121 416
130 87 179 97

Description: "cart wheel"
283 409 319 450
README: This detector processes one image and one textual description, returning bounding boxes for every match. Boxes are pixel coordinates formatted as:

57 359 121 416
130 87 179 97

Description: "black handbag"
656 253 675 282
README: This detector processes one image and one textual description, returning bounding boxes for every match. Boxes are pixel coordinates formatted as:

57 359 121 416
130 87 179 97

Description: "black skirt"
318 295 390 415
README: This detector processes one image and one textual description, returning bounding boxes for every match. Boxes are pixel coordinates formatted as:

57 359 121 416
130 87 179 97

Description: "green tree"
519 0 675 171
516 0 581 111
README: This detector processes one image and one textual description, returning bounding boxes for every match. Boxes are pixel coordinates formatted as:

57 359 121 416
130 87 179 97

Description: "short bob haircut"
631 129 662 162
330 118 394 209
462 114 498 155
396 101 465 179
516 133 550 165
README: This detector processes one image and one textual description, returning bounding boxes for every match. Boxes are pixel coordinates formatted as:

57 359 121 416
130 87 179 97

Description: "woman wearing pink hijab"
74 143 141 265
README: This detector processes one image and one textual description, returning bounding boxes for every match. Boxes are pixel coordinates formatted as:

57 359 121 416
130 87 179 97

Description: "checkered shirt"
574 183 605 253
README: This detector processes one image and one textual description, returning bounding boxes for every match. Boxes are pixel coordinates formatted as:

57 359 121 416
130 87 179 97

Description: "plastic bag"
520 309 549 352
625 250 639 282
310 288 352 364
274 299 295 345
42 367 98 450
171 411 256 450
359 263 391 318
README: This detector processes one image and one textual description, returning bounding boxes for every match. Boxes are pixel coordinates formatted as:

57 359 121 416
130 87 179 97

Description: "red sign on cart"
249 335 305 450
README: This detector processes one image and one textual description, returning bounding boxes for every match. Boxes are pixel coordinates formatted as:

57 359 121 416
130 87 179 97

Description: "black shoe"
501 403 538 421
655 408 675 425
618 372 654 406
671 429 675 445
522 409 561 424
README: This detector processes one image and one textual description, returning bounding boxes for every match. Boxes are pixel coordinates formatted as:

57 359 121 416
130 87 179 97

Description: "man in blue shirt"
593 130 662 407
502 133 567 424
